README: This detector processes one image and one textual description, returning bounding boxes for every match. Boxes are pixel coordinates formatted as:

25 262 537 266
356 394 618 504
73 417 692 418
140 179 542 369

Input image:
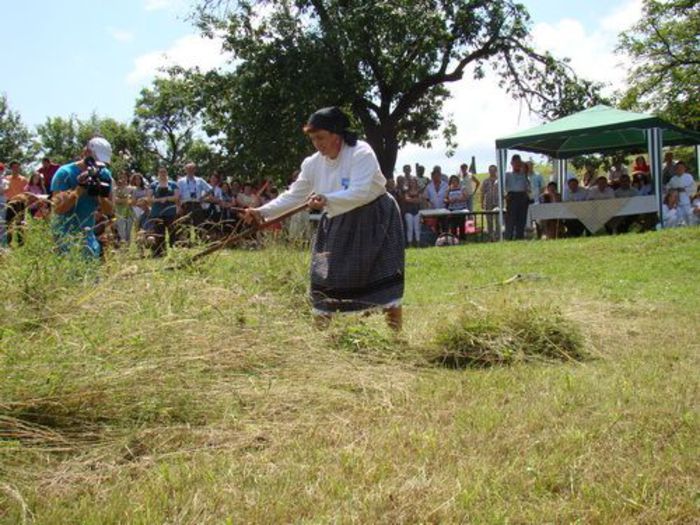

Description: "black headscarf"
305 107 358 146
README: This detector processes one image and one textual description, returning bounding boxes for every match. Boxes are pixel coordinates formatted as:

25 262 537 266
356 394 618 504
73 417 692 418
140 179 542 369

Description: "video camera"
79 157 111 198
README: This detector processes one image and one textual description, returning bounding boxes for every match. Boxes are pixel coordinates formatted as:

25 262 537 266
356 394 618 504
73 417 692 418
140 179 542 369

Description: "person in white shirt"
662 190 684 228
458 162 480 211
244 107 404 330
691 191 700 226
424 167 449 209
177 162 211 229
587 176 616 200
563 177 587 237
666 161 695 224
614 174 639 198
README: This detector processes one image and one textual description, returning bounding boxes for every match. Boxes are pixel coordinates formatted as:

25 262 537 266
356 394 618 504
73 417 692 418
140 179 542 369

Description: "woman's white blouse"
258 140 386 219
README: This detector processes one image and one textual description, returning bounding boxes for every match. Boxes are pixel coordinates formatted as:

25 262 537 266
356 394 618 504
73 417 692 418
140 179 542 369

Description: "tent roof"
495 105 700 158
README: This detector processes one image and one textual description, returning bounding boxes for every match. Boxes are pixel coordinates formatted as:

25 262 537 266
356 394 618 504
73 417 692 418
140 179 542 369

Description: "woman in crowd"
130 172 150 232
24 172 49 217
403 177 422 247
114 171 135 245
243 106 404 330
219 181 236 232
632 156 650 174
445 174 468 238
662 189 683 228
237 182 261 208
632 173 653 196
539 182 563 239
206 172 225 231
147 166 180 256
691 188 700 226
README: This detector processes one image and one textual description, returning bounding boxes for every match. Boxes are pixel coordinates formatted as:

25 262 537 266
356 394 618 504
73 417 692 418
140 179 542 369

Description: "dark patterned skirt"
310 193 405 314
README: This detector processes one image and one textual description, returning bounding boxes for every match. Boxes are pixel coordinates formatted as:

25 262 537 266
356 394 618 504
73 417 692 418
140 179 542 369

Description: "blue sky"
2 0 642 171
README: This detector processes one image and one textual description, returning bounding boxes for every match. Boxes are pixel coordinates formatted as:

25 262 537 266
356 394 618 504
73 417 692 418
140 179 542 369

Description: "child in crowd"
445 174 468 238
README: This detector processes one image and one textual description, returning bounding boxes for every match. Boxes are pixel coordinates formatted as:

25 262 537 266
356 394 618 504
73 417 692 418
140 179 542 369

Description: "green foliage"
433 305 586 368
0 94 38 163
35 113 152 174
194 0 605 178
133 68 210 174
618 0 700 131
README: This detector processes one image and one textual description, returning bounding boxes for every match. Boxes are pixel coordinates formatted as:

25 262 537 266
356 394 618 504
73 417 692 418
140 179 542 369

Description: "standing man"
667 161 695 224
38 157 60 194
415 164 428 192
504 154 530 240
50 137 114 257
0 163 7 246
424 166 449 209
661 152 675 186
177 161 211 231
4 161 28 245
459 162 480 211
480 165 500 241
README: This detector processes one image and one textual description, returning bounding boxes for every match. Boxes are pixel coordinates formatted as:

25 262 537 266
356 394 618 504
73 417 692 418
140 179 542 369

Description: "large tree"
194 0 604 177
618 0 700 131
0 94 37 163
133 69 209 173
36 113 150 173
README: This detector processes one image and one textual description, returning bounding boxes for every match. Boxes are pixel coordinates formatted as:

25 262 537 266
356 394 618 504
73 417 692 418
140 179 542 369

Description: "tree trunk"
364 125 399 179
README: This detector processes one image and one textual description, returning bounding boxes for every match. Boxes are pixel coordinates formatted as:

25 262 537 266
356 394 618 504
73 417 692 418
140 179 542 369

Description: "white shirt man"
614 175 640 198
424 172 449 209
564 178 587 202
587 177 616 200
666 161 696 222
177 163 212 204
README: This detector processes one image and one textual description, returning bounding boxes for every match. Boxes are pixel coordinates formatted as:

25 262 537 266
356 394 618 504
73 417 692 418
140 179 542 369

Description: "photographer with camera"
51 137 114 257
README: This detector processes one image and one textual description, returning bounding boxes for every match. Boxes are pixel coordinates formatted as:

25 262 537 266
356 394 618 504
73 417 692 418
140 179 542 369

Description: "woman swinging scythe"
244 107 405 330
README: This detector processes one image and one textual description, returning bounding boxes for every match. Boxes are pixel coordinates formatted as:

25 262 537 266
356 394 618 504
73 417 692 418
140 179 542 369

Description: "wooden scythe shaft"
187 202 310 263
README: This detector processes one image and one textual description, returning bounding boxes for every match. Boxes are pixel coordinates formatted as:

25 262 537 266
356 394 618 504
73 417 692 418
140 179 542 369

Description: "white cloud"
108 27 135 43
144 0 173 11
126 33 227 86
396 0 644 173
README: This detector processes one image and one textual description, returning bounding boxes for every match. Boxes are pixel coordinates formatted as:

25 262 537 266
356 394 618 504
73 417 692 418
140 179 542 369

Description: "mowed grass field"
1 225 698 524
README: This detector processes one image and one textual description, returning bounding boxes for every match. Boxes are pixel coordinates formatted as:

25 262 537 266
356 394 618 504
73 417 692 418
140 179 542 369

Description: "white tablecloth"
529 196 657 233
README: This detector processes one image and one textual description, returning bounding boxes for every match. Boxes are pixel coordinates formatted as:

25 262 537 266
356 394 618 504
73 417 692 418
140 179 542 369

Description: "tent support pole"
646 127 664 228
497 149 507 241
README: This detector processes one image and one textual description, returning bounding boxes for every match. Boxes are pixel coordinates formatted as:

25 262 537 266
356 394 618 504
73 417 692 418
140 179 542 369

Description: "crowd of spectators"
0 156 284 255
1 149 698 252
386 162 488 246
502 152 699 239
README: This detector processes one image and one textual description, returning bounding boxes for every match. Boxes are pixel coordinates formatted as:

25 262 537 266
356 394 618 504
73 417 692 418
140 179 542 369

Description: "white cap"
87 137 112 164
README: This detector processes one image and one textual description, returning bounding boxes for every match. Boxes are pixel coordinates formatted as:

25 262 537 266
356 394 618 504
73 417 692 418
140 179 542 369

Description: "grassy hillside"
1 226 699 524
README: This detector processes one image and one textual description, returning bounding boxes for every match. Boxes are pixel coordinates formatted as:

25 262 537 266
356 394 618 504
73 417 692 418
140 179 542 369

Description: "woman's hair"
304 107 358 146
664 189 678 206
448 175 460 186
29 171 44 187
129 172 145 189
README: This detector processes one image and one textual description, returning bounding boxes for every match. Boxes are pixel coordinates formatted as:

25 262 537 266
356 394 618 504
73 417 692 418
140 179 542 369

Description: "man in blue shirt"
51 137 115 257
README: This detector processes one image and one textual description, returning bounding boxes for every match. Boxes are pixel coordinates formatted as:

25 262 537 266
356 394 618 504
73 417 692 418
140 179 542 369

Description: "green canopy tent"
494 105 700 239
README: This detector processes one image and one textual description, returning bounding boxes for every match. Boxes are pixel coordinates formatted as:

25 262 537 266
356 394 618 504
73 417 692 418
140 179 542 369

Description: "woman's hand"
307 194 327 211
242 208 264 225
